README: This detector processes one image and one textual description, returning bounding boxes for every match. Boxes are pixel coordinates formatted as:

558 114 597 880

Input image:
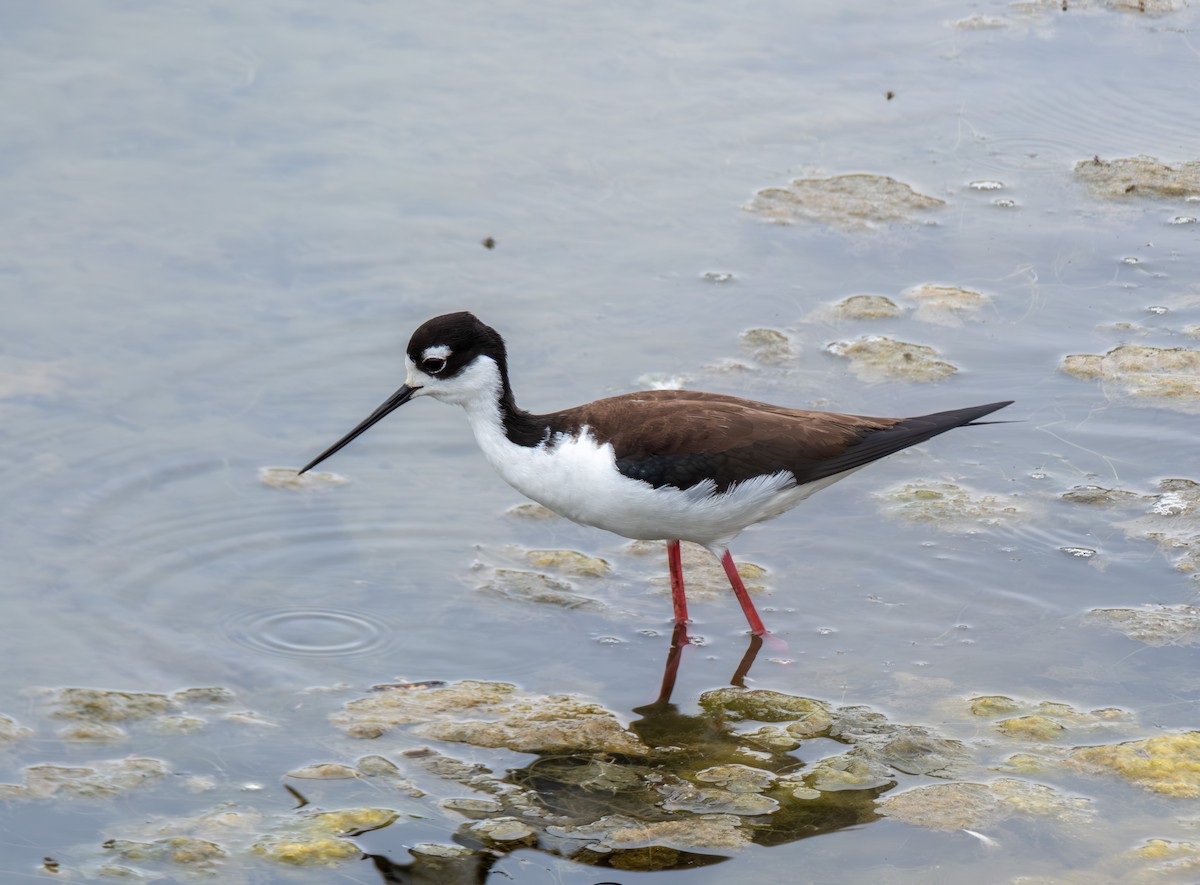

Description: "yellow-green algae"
334 679 651 756
45 688 174 721
252 807 401 866
746 173 944 231
0 714 33 742
478 568 608 612
904 283 991 327
996 715 1067 742
699 688 832 728
523 548 611 577
878 778 1091 831
968 695 1022 716
1086 604 1200 647
0 757 168 800
739 328 800 365
624 540 768 601
1062 345 1200 408
825 335 958 382
1066 732 1200 798
1074 155 1200 200
878 481 1027 530
831 294 903 320
104 836 226 866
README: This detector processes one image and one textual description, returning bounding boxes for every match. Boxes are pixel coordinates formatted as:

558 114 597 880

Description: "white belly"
465 405 855 548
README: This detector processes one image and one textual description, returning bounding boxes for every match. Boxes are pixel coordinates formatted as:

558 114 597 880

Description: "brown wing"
540 391 1010 492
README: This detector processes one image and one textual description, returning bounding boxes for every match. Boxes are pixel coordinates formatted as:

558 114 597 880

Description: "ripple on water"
223 607 394 658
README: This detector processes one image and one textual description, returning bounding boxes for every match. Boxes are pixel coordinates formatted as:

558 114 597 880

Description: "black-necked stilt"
300 312 1012 635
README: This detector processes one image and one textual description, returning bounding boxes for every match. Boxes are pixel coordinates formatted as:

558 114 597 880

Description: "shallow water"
3 0 1200 881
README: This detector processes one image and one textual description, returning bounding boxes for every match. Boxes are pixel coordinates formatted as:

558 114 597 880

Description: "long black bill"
298 384 419 475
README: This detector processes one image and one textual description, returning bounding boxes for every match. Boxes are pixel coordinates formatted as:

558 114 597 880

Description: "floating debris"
1059 546 1097 559
826 336 958 382
904 284 991 326
701 271 735 283
257 466 347 489
1075 155 1200 200
746 173 944 231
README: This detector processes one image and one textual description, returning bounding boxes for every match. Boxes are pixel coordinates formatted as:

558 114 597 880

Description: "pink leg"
721 549 767 636
666 540 689 624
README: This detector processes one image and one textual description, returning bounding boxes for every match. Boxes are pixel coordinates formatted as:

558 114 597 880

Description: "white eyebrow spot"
422 345 452 361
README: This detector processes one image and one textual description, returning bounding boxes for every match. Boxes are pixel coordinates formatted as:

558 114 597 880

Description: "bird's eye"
422 357 447 374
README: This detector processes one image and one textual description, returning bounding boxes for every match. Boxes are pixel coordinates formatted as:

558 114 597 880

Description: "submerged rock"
747 173 945 231
826 336 958 382
1066 732 1200 798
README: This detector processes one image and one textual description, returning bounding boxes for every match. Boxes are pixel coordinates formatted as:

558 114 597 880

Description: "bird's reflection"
359 627 880 884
